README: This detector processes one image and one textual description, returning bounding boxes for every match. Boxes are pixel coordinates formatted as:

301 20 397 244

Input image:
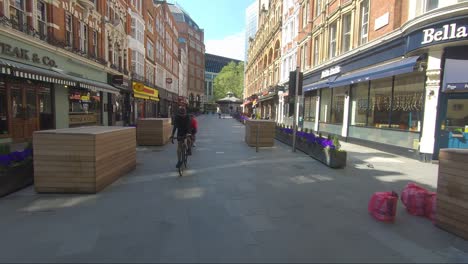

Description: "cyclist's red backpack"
368 191 399 222
401 183 429 216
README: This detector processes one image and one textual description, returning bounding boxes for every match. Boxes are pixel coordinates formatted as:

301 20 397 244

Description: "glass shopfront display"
319 88 331 123
303 91 317 122
38 86 53 130
369 77 393 128
0 81 8 135
69 88 101 127
331 86 346 124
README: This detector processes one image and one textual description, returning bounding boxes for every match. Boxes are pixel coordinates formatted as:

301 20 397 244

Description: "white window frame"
329 22 337 59
65 14 73 47
147 40 154 60
37 1 47 38
313 36 320 66
359 0 369 45
341 13 352 53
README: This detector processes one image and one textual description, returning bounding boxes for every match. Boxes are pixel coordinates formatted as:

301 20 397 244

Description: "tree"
213 61 244 101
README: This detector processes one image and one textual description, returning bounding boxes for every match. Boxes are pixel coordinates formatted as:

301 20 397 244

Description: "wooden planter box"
245 120 276 147
436 149 468 240
0 159 34 198
137 118 172 146
275 129 347 169
33 126 136 193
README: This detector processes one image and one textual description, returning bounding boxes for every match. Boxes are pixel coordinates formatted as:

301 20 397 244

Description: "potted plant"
0 143 34 198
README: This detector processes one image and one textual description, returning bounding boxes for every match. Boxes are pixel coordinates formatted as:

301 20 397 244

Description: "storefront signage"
407 17 468 52
421 24 467 45
111 75 123 85
321 66 341 79
446 83 468 91
132 82 159 100
0 42 57 67
69 114 98 125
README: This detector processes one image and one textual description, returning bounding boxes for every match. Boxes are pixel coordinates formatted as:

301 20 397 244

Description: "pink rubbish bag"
425 192 437 221
368 191 399 222
401 183 429 216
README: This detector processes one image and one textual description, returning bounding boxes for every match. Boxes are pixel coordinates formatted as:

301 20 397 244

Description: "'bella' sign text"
421 23 468 45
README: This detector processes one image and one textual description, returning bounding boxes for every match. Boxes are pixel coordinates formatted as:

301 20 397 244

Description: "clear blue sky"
173 0 254 60
174 0 253 39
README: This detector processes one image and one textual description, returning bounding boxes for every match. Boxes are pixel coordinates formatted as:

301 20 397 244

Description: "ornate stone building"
244 0 283 119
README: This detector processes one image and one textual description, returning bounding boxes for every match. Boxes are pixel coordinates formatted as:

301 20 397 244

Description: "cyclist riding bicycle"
171 106 192 168
190 114 198 147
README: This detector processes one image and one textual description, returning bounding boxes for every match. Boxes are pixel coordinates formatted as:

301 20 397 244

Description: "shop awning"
0 58 76 86
303 76 338 92
242 100 252 106
67 75 120 95
258 93 276 102
331 56 421 87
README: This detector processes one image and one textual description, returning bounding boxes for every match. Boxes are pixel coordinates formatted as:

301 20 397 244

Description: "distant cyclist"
190 113 198 147
171 106 192 168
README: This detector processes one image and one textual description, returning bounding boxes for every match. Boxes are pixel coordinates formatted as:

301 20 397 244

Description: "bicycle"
171 133 192 176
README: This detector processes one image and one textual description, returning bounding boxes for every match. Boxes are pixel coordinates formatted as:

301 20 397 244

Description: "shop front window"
391 73 425 131
69 89 101 127
38 87 53 130
115 94 124 122
331 86 346 124
319 88 331 123
304 92 317 122
11 88 24 119
444 99 468 133
368 78 393 128
350 82 369 127
0 82 8 135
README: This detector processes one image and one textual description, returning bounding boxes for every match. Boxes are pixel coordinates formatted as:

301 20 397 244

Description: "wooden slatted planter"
137 118 172 146
245 120 276 147
33 126 136 193
436 149 468 240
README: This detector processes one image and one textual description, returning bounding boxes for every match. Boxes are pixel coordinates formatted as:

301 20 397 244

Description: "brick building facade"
245 0 468 160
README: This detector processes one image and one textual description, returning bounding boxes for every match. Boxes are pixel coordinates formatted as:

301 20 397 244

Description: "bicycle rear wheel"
178 147 185 177
183 145 188 168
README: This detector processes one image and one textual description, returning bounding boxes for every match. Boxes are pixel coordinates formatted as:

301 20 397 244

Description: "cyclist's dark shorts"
177 135 189 142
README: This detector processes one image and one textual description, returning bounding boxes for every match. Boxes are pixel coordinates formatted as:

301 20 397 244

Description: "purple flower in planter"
0 155 12 167
304 133 316 143
0 148 33 169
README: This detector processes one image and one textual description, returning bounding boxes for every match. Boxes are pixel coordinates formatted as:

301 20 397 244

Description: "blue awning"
303 76 338 92
330 56 421 87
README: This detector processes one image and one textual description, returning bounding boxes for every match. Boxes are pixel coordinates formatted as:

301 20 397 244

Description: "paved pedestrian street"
0 114 467 263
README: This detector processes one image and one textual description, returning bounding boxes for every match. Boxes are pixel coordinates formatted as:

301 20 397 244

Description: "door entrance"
436 93 468 158
11 85 39 142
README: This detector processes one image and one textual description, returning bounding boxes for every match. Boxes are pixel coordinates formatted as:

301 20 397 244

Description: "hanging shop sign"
407 17 468 52
132 82 159 101
0 42 57 67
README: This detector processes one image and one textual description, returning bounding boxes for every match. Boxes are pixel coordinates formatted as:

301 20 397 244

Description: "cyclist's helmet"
178 106 187 116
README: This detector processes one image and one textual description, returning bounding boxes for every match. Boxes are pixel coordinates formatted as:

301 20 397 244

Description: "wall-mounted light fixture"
345 90 349 98
428 90 435 100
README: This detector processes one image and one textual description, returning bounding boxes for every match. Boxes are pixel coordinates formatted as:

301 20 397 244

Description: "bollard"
256 123 259 152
